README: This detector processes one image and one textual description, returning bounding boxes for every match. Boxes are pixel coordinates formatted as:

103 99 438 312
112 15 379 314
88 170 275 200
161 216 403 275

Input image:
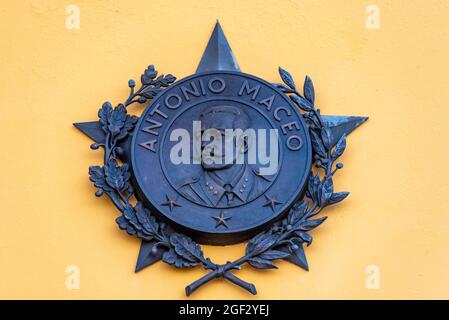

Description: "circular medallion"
131 71 311 244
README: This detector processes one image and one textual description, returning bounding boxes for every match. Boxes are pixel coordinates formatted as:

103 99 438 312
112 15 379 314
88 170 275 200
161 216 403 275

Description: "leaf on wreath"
142 87 162 99
107 105 127 136
332 134 346 161
295 231 313 246
105 159 126 191
122 204 140 230
303 76 315 106
307 112 322 128
115 215 138 236
279 67 296 90
98 102 113 132
259 250 290 261
115 215 130 231
307 174 321 204
320 178 334 206
298 217 327 231
116 115 138 140
126 225 137 235
116 207 138 236
290 95 313 111
119 205 154 240
288 201 309 225
328 192 350 205
125 115 139 130
320 126 333 151
272 82 292 93
157 74 176 87
310 129 326 157
134 202 159 237
122 163 131 185
141 65 158 85
162 248 197 268
248 257 278 269
169 233 205 263
246 231 277 256
89 165 112 191
245 232 265 254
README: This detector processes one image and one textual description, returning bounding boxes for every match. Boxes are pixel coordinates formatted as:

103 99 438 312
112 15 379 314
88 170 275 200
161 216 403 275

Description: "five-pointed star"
74 21 367 163
75 21 368 274
212 210 232 229
263 194 282 211
161 195 181 212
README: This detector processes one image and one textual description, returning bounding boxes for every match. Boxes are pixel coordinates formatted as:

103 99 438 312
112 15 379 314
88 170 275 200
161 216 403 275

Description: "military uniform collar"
201 165 253 206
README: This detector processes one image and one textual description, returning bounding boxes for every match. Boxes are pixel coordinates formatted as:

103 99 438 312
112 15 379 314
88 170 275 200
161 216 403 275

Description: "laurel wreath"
87 65 350 296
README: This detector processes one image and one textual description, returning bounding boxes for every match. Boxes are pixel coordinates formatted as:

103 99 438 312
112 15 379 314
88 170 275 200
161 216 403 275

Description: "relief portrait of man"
176 105 273 208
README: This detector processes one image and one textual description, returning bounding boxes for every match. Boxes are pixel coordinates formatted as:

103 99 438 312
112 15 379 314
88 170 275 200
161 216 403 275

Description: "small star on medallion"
161 195 181 212
263 194 282 211
212 210 231 229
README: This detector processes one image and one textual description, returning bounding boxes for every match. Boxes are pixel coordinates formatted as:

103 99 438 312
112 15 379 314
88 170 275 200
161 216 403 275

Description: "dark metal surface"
196 21 240 73
74 21 368 296
320 115 368 148
131 71 311 245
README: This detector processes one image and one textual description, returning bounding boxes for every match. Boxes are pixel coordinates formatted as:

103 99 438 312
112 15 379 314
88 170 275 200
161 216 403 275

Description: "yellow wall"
0 0 448 299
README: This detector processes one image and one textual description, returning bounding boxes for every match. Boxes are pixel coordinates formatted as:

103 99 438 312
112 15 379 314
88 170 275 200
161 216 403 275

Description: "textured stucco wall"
0 0 448 299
